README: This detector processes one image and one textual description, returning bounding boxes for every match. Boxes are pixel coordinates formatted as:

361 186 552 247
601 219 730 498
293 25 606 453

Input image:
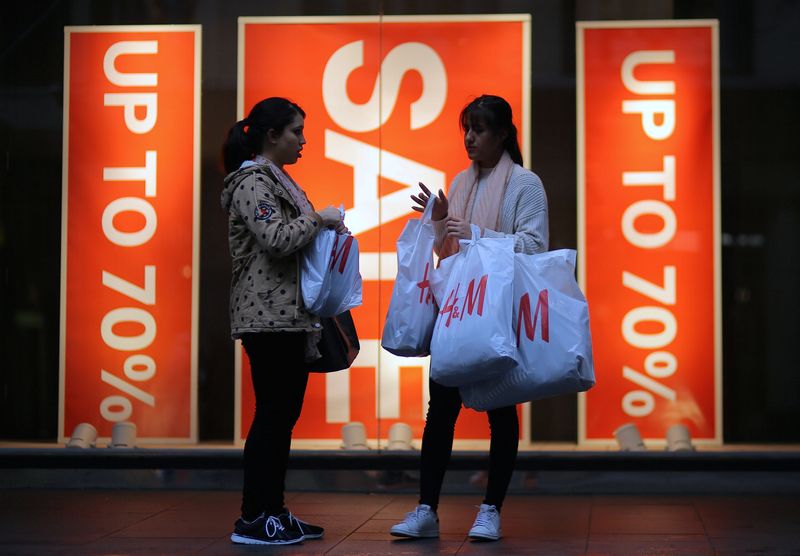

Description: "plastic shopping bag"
301 226 363 317
429 228 517 387
381 196 438 356
460 249 595 411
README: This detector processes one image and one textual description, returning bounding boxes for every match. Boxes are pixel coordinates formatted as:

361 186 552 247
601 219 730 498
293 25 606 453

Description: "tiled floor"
1 490 799 555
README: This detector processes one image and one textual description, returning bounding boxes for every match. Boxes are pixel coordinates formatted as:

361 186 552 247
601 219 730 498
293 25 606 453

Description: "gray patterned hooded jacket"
221 162 324 342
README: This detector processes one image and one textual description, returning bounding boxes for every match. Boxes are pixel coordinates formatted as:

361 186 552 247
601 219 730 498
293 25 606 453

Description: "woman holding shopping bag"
221 97 346 545
390 95 549 541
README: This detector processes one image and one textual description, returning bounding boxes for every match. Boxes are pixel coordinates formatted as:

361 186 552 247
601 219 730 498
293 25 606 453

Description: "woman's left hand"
445 216 471 240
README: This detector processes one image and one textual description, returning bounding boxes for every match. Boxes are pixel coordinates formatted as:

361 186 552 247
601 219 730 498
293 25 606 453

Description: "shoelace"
472 507 496 528
406 506 430 523
264 515 286 537
287 512 306 531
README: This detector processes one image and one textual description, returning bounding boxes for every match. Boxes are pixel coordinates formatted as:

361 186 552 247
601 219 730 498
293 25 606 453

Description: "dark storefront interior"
1 0 799 445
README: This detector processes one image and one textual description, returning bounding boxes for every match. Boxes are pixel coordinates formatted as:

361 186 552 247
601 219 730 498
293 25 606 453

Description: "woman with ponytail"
390 95 549 542
221 97 344 546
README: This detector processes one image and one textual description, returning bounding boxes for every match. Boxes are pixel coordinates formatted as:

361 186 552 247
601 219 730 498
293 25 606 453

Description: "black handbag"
306 310 360 372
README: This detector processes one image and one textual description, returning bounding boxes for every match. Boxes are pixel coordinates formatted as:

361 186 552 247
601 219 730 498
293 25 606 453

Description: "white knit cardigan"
433 164 549 255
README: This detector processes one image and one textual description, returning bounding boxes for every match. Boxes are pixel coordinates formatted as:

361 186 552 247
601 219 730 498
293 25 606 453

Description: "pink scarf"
257 156 314 215
440 151 515 259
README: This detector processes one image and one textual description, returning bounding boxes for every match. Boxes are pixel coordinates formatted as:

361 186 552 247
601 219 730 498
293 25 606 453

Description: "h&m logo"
329 234 354 274
516 289 549 346
440 274 488 328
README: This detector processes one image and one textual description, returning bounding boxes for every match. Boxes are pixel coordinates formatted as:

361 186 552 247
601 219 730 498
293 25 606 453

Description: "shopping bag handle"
469 224 481 241
420 191 437 224
456 224 482 250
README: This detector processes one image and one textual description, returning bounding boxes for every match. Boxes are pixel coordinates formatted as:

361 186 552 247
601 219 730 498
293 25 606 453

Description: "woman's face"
463 113 505 167
270 113 306 167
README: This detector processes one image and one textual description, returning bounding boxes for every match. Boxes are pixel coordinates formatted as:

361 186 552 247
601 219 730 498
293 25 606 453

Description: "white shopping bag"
381 196 438 356
460 249 595 411
429 228 517 387
301 219 363 317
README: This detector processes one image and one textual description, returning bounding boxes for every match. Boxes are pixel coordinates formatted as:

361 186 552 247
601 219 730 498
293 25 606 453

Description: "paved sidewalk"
2 490 799 554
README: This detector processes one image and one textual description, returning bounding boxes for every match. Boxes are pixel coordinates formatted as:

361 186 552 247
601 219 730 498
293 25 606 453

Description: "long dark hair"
459 95 523 166
222 97 306 174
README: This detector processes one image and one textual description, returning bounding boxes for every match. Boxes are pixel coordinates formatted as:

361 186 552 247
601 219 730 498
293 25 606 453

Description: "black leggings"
241 332 309 520
419 378 519 512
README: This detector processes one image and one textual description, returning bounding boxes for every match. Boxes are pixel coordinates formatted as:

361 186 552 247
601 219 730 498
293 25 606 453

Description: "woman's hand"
334 220 350 235
316 205 342 227
445 216 472 240
411 182 448 221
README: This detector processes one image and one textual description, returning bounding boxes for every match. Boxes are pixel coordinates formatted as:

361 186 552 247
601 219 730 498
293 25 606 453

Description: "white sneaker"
389 504 440 538
468 503 502 541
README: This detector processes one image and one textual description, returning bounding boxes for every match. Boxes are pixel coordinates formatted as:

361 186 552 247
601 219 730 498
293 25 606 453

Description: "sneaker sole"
230 533 304 545
469 533 501 541
301 532 324 540
390 529 439 539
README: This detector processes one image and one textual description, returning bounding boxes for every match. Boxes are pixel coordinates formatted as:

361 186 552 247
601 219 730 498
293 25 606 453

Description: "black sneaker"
279 511 325 540
230 513 304 545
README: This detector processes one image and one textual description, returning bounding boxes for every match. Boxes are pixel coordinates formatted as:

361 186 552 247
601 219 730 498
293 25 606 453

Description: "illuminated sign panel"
237 15 530 445
60 26 200 442
577 21 721 444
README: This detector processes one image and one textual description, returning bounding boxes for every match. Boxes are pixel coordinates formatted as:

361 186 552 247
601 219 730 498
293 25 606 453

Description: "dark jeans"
419 378 519 512
241 332 309 520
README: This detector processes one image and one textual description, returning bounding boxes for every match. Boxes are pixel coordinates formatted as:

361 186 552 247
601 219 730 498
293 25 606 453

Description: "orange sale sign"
236 15 530 446
577 21 721 443
60 27 200 442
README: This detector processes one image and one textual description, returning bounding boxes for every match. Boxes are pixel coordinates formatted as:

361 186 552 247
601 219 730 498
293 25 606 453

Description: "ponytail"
222 119 254 174
503 122 524 166
221 97 306 174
